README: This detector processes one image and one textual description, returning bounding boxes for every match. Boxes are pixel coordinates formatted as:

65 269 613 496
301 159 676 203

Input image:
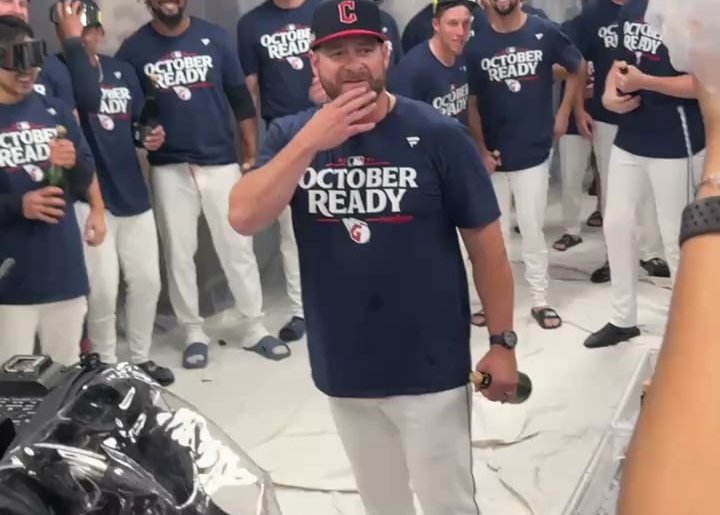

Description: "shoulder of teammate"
253 107 319 170
115 24 151 62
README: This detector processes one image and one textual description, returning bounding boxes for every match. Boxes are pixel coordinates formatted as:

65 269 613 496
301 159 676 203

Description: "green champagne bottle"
46 125 67 188
135 73 160 143
470 370 533 404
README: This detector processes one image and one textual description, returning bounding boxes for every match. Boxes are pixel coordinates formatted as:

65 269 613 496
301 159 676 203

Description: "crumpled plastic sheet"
0 363 283 515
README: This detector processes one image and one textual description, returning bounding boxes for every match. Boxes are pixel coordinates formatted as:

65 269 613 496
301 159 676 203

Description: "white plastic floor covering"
132 191 667 515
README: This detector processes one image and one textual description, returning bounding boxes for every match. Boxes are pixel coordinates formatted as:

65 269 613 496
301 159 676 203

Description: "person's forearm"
642 74 696 99
229 135 316 234
239 117 258 161
61 38 101 112
0 193 22 225
602 62 622 112
66 161 96 200
617 77 720 515
574 61 589 113
465 224 514 334
559 67 583 119
467 98 490 154
553 64 570 81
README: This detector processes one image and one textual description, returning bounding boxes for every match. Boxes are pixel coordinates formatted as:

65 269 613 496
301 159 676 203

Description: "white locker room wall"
28 0 580 318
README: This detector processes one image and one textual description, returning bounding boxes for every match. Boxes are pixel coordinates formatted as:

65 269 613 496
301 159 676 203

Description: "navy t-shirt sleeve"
42 58 76 109
61 38 101 113
387 61 420 98
214 28 247 88
549 24 583 73
236 17 260 76
253 117 295 169
466 47 482 97
563 13 592 60
59 106 95 170
430 122 500 228
124 64 146 122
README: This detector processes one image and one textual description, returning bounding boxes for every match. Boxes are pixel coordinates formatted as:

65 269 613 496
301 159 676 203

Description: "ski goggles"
0 40 47 71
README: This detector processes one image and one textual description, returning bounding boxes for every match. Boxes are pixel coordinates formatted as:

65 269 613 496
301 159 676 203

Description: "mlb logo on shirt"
348 156 364 166
16 121 29 130
172 51 182 58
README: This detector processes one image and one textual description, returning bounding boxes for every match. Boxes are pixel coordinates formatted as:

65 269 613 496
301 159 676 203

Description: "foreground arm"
639 73 697 99
617 77 720 515
461 221 514 335
228 125 316 234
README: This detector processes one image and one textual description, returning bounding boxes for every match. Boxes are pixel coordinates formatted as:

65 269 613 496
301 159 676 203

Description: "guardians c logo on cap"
310 0 388 49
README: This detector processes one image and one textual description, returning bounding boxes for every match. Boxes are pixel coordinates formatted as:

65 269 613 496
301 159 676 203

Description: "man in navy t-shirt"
116 0 283 368
0 16 95 366
401 0 547 54
229 2 520 513
466 0 583 329
0 0 108 251
236 0 325 344
567 0 668 284
388 0 472 125
584 0 706 348
71 21 175 386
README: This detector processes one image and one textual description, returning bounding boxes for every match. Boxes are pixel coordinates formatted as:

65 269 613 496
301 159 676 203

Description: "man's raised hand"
300 87 379 151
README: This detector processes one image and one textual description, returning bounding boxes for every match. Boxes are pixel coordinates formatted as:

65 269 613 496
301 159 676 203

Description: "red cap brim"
311 29 387 49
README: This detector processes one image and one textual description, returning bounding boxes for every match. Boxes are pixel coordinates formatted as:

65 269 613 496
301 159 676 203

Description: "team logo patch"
98 114 115 131
174 86 192 100
23 164 43 182
287 56 304 70
343 217 371 244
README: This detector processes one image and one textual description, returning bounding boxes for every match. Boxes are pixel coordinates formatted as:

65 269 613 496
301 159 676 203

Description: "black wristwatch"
489 330 518 350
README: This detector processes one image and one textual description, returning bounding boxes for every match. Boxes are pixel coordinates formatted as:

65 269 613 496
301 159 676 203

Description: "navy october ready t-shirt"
612 0 705 158
388 42 469 125
236 0 323 122
0 94 93 305
78 55 152 217
467 15 582 171
116 17 245 166
253 97 500 398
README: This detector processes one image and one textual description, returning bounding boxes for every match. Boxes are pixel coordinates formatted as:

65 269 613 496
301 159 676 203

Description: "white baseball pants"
491 160 550 307
559 133 593 235
151 162 271 347
591 121 665 260
604 145 705 327
75 203 161 364
329 385 479 515
0 297 87 366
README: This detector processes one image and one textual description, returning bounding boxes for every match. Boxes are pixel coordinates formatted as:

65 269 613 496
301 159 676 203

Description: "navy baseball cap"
310 0 388 49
